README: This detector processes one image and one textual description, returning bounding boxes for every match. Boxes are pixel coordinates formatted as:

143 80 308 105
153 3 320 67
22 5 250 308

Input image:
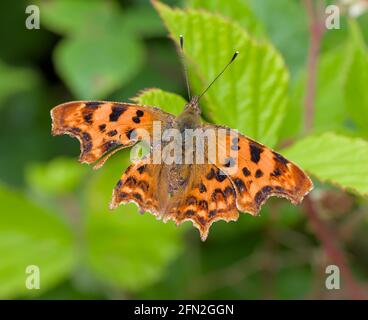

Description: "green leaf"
42 0 145 99
348 18 367 52
0 184 75 298
279 72 304 140
132 88 187 116
85 151 183 291
40 0 120 36
344 22 368 137
0 60 40 107
123 5 166 37
25 157 88 196
54 33 144 99
314 46 349 133
248 0 308 76
154 1 289 147
275 266 312 299
282 132 368 195
280 44 351 140
187 0 263 36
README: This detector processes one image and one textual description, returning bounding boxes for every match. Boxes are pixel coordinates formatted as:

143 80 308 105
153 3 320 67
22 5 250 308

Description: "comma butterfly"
51 37 313 240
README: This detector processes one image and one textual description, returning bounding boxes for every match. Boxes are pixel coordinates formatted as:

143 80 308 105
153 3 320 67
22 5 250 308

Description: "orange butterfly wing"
109 157 163 216
166 163 239 241
110 160 238 241
205 124 313 215
51 101 174 168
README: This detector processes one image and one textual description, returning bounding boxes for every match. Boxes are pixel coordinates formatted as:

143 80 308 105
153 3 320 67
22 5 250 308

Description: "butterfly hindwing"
165 164 239 240
110 157 164 217
51 101 174 167
110 160 238 240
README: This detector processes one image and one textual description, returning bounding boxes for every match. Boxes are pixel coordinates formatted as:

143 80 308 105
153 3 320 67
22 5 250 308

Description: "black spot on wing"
275 186 286 193
70 127 81 134
249 143 263 164
133 193 142 201
199 183 207 193
208 210 217 218
185 210 195 217
271 168 282 177
125 176 137 187
85 102 101 108
255 186 273 206
103 140 118 152
198 216 206 226
137 165 146 174
273 152 289 165
255 169 263 178
107 130 117 137
211 188 225 201
99 124 106 132
84 142 92 153
234 178 246 193
224 157 236 168
198 200 208 211
119 192 128 200
83 113 93 124
109 105 127 122
206 168 215 180
186 196 197 206
132 116 141 124
116 179 123 188
242 167 251 177
215 168 227 182
82 132 91 142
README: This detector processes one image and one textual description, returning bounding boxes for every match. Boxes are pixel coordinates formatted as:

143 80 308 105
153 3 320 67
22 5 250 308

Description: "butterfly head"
177 96 202 130
184 96 201 115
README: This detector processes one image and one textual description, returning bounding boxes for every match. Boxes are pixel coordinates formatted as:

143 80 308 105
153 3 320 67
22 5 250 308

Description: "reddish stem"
302 0 367 299
303 0 325 132
303 196 367 299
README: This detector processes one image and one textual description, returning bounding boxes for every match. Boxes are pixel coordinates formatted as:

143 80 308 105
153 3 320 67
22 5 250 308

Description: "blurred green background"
1 0 368 299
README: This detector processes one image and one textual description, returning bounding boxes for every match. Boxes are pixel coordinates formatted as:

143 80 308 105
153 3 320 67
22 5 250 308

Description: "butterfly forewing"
51 101 174 166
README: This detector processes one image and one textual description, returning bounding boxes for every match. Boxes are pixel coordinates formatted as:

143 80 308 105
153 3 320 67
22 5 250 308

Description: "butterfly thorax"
176 96 202 132
155 96 202 207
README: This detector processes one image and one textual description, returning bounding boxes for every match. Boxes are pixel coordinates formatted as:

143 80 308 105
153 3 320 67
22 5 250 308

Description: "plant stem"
303 196 367 299
303 0 367 299
303 0 325 132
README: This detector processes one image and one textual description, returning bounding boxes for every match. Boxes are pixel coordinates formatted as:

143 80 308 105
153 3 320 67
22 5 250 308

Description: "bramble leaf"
132 88 187 116
54 33 144 99
42 0 145 99
0 184 75 298
40 0 120 36
187 0 263 36
282 132 368 195
154 1 289 147
247 0 308 75
25 157 88 196
281 45 350 140
0 60 40 107
344 20 368 137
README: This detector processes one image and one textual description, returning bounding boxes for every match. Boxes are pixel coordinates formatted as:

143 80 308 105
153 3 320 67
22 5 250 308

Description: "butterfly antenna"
179 35 191 100
198 51 239 100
